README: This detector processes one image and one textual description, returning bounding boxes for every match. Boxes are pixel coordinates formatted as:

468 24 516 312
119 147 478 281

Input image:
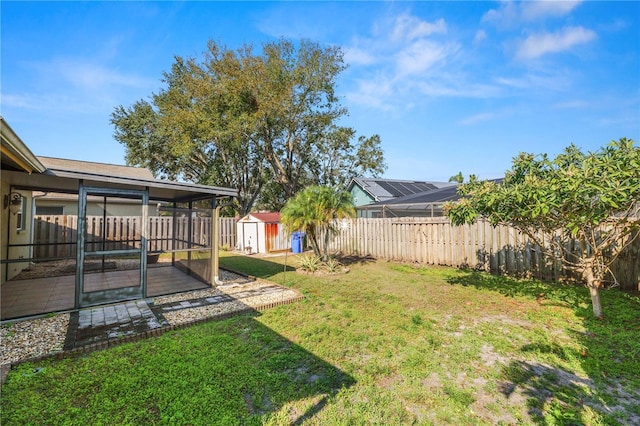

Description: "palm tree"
281 186 356 261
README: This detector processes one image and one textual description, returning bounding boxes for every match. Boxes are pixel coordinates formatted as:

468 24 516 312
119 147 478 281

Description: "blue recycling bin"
291 231 305 253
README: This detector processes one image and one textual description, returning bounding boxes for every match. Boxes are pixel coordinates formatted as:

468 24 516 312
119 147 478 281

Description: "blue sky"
2 1 638 182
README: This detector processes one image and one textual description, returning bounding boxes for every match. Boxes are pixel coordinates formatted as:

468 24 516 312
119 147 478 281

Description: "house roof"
376 185 460 205
38 157 155 180
348 177 455 203
240 212 281 223
19 156 238 202
358 178 504 210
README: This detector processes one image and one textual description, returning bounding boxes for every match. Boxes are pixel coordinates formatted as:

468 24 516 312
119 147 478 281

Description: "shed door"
265 223 278 253
242 222 259 254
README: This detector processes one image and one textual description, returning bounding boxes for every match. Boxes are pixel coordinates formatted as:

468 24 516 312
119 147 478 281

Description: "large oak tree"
111 39 385 215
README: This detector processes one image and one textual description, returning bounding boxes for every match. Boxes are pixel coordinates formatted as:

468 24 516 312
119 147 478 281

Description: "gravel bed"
1 314 70 365
162 300 250 325
156 279 302 326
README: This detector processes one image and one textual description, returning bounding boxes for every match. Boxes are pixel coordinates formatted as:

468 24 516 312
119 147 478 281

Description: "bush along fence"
33 215 237 259
328 217 639 292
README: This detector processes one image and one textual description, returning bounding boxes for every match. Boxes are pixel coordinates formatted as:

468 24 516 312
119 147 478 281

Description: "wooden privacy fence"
329 217 640 291
33 215 237 258
32 215 639 290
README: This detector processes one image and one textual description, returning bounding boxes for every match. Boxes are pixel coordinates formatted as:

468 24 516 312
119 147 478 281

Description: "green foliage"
281 185 356 261
298 254 322 272
324 256 343 273
448 171 464 183
111 39 386 215
445 139 640 318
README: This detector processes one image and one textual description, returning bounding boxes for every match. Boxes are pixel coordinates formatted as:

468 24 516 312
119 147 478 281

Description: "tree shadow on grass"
1 313 356 424
220 254 296 280
446 270 587 310
334 254 377 267
446 270 640 425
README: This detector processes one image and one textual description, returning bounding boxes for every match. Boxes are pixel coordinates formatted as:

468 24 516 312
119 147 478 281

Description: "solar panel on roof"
376 181 437 197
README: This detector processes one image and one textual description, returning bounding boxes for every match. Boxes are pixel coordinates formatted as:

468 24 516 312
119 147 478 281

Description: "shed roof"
240 212 281 223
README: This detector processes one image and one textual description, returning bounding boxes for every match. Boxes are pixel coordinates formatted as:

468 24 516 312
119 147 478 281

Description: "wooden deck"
0 266 209 320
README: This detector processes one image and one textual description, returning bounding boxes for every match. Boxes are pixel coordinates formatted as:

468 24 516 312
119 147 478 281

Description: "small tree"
445 139 640 319
449 171 464 183
281 186 356 261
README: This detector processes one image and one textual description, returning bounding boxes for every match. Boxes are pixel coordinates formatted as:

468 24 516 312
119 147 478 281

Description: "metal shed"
236 212 289 254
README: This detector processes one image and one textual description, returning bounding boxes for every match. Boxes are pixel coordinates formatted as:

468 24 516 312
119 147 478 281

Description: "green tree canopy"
445 138 640 318
281 185 356 261
448 171 464 183
111 39 385 215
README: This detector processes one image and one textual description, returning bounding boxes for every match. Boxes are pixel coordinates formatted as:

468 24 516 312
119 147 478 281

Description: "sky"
2 1 639 182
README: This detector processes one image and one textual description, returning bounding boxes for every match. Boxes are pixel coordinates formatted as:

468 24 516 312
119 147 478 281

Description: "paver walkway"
65 300 166 349
63 282 302 350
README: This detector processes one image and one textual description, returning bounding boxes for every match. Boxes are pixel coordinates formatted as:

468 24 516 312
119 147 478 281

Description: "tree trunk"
583 263 603 319
588 284 603 319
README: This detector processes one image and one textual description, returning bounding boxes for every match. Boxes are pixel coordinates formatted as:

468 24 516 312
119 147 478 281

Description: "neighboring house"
357 178 504 218
1 118 47 280
357 184 460 218
347 177 456 217
236 212 289 254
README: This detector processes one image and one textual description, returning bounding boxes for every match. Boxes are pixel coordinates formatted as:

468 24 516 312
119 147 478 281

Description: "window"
35 206 64 215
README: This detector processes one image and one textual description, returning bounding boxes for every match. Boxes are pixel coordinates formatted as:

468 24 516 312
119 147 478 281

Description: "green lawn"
2 252 639 425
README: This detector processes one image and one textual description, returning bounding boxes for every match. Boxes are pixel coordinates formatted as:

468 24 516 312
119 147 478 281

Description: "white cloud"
391 14 447 42
395 39 457 77
4 58 156 116
344 46 377 66
516 26 597 59
495 70 572 92
50 59 151 91
345 76 396 112
458 112 501 125
473 30 487 45
553 100 589 109
521 1 582 21
482 0 582 26
343 12 473 110
1 92 100 113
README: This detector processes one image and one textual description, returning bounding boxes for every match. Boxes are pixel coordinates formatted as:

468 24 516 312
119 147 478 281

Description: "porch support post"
75 180 86 309
171 201 177 266
141 188 149 297
211 196 220 286
187 199 193 271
